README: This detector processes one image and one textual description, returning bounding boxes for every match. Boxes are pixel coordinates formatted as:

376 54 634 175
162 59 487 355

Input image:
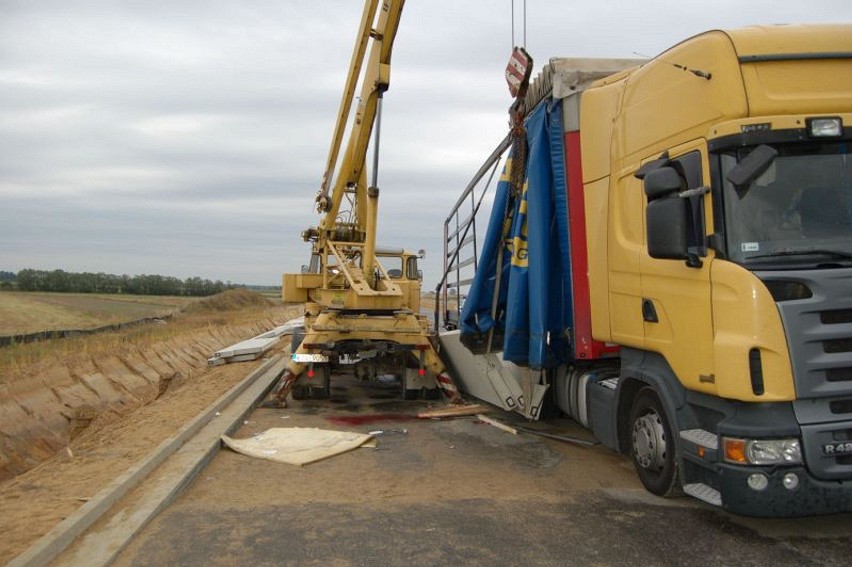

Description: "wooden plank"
476 414 518 435
416 404 487 419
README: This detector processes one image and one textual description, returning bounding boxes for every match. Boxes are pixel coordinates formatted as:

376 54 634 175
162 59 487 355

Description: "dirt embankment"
0 289 301 481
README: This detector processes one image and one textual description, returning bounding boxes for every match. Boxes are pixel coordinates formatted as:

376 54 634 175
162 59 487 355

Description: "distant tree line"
0 271 16 290
7 269 235 297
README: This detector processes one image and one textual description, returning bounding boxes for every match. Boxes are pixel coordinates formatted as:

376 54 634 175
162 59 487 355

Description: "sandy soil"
0 296 302 563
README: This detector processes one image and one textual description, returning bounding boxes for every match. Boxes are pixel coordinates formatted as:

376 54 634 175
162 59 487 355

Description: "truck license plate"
291 353 329 363
822 442 852 456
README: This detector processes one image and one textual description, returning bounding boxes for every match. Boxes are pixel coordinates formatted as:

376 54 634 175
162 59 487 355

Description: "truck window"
380 255 404 278
406 257 419 280
719 141 852 266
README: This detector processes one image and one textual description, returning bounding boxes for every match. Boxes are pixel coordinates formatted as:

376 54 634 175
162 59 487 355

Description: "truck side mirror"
644 167 683 199
647 197 690 261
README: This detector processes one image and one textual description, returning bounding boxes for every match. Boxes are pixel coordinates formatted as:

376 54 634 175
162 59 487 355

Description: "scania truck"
440 24 852 516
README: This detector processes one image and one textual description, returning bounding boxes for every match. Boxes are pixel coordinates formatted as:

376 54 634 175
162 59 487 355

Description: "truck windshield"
719 141 852 267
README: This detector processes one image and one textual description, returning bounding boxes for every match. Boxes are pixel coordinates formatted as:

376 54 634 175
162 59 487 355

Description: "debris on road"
476 414 518 435
513 425 599 447
222 426 374 466
416 404 487 419
476 414 600 447
474 414 599 447
368 429 408 436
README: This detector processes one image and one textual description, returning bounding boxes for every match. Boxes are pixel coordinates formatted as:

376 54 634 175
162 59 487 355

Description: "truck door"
640 147 717 394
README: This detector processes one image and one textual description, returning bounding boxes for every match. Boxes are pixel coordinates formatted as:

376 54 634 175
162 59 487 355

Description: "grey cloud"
2 1 851 285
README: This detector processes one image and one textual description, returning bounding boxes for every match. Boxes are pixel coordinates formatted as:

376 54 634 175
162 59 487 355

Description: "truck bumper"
719 464 852 517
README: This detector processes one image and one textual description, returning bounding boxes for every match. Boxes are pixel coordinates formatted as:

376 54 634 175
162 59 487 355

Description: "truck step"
683 483 722 506
679 428 718 450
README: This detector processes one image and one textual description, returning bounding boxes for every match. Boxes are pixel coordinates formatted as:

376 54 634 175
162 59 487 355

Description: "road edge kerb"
8 354 284 567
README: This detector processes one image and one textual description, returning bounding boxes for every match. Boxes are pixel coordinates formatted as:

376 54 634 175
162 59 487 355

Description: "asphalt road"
113 372 852 567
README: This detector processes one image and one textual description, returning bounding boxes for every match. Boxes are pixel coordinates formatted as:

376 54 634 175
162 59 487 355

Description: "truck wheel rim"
632 412 667 471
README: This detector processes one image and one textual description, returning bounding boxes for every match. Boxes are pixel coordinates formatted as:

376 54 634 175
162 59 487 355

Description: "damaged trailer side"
439 58 639 421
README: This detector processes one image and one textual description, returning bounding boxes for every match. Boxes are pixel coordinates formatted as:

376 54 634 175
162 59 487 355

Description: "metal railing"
434 135 511 331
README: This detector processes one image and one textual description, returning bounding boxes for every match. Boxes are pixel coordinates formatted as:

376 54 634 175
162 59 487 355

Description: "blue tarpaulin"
460 100 573 369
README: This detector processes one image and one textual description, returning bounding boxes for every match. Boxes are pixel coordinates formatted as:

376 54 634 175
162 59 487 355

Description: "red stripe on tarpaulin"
564 130 619 360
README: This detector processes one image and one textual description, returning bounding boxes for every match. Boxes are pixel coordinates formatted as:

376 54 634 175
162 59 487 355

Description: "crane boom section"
320 0 404 232
317 0 380 205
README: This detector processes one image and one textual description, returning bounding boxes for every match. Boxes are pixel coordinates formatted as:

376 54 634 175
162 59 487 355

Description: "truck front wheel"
628 388 680 497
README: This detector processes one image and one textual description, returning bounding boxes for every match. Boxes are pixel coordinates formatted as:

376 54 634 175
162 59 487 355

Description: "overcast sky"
2 1 850 286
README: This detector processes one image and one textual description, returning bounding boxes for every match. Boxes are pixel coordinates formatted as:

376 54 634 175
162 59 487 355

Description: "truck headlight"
723 437 802 465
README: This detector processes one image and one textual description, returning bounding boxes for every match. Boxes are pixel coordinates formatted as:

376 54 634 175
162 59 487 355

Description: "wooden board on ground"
416 404 487 419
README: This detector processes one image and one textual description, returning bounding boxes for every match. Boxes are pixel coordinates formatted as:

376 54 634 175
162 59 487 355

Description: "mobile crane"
276 0 459 404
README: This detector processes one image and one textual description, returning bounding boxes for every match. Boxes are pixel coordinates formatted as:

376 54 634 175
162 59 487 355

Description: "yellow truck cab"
581 24 852 515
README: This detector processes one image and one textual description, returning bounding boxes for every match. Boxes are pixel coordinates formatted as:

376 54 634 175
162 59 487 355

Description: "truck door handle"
642 299 659 323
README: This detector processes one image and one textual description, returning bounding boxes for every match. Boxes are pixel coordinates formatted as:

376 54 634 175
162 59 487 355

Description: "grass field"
252 289 282 304
0 292 198 335
0 289 281 375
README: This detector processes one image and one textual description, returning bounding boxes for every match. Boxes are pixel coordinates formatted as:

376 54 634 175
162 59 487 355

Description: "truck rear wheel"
628 388 680 497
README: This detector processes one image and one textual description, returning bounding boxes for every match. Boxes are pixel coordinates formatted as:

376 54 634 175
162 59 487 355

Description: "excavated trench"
0 298 301 481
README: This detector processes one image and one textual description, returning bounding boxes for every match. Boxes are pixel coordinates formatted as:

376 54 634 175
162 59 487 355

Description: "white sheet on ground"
222 427 375 466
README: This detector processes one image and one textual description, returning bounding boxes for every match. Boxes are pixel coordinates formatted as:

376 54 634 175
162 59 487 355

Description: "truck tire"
628 388 681 497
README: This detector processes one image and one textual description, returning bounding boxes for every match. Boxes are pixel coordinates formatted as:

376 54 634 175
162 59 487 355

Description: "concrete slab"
207 318 304 365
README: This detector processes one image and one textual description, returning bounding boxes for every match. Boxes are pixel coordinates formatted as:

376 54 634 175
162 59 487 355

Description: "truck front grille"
828 368 852 382
822 309 852 325
800 420 852 479
760 268 852 399
759 268 852 480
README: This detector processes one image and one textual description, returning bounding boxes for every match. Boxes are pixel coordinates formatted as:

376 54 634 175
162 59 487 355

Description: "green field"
0 292 198 335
